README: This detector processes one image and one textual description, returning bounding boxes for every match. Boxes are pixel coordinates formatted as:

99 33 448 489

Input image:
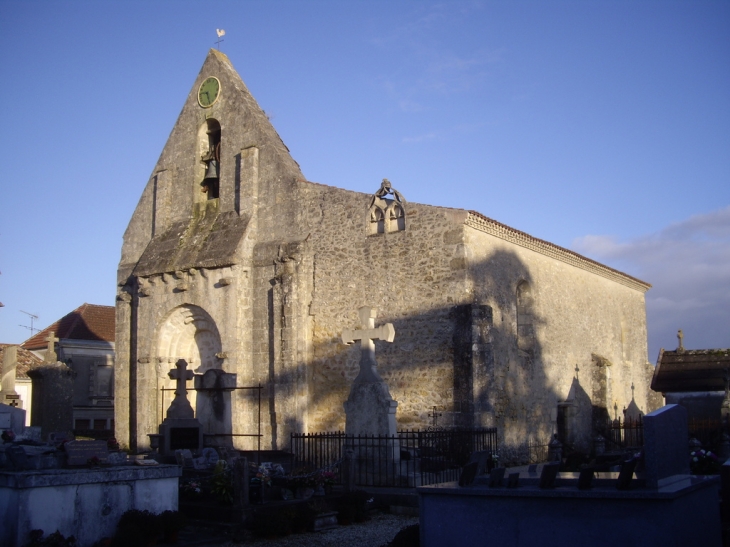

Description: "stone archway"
156 305 225 429
157 305 222 374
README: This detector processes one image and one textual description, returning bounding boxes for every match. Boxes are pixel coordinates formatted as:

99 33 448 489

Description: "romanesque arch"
157 304 222 373
155 305 223 425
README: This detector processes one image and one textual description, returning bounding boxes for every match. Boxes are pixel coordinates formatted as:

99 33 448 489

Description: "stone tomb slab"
65 440 109 466
0 465 181 547
418 477 721 547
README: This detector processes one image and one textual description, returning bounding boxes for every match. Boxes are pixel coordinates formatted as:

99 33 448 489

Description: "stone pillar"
1 346 22 409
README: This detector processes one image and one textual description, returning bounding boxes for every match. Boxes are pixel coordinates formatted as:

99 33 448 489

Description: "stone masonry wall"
464 225 653 454
293 181 471 432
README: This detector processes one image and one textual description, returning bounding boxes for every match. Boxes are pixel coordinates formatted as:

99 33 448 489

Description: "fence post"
232 457 249 521
342 446 356 492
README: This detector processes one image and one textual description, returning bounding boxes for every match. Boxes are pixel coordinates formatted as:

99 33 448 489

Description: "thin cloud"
370 3 503 103
402 132 438 143
572 206 730 361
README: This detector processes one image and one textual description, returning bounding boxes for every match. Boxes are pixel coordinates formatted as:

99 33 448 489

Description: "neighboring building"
23 303 115 433
652 342 730 422
116 49 658 456
0 344 42 425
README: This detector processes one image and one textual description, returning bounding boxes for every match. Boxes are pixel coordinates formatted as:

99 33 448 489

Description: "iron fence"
290 427 497 487
605 416 644 449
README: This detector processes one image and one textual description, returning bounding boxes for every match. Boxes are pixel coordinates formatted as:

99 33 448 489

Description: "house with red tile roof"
22 303 115 436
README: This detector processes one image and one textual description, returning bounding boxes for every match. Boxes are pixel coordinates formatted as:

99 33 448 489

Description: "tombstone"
7 444 61 470
107 451 128 465
341 306 398 437
616 458 638 491
458 462 479 487
643 404 690 488
1 346 23 409
194 368 236 447
488 467 506 488
16 426 41 443
65 440 109 466
507 472 520 488
174 449 195 468
465 450 491 476
193 447 220 469
26 333 75 439
539 462 560 489
578 467 595 490
157 360 203 458
0 402 26 438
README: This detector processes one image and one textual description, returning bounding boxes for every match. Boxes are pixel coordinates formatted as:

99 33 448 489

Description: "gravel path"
223 513 419 547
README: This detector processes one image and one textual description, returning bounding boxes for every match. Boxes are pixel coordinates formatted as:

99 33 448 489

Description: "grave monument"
418 403 721 547
156 359 203 457
26 332 75 439
342 306 397 437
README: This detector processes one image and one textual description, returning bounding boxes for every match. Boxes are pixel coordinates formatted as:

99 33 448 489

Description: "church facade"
116 50 657 456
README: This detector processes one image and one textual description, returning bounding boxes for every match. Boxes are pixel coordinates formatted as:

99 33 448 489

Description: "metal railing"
605 416 644 449
290 427 497 487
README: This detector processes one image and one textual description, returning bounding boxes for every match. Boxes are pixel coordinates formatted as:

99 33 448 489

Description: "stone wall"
464 223 654 453
294 181 471 432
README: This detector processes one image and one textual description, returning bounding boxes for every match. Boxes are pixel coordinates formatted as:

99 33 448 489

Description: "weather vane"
215 29 225 50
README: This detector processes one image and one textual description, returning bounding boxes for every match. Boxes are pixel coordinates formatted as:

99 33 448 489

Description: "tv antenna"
19 310 39 335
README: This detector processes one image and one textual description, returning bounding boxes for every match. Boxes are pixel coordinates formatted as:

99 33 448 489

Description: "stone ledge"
0 464 181 489
417 474 719 500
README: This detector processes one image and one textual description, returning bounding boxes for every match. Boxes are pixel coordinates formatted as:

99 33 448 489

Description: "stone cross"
574 364 579 380
166 358 195 420
342 306 395 382
44 331 59 363
677 329 684 353
429 406 442 427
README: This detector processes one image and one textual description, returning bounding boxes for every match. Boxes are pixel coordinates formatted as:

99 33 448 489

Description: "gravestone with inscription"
65 440 110 466
157 359 203 458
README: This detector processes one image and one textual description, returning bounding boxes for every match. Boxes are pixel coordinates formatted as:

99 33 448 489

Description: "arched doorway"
156 305 232 441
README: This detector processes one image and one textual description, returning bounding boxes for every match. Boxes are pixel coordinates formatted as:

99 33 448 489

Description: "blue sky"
0 0 728 361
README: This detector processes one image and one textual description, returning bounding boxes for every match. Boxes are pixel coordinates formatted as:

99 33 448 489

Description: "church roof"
21 303 115 350
651 348 730 393
465 211 651 292
0 344 42 379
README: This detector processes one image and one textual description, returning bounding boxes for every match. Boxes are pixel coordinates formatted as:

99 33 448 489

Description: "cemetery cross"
166 359 195 420
341 306 395 383
44 331 59 363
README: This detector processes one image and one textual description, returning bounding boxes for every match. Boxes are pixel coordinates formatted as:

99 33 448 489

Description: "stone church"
116 49 657 455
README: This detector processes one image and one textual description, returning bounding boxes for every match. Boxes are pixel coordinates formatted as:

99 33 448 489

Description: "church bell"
203 159 219 181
